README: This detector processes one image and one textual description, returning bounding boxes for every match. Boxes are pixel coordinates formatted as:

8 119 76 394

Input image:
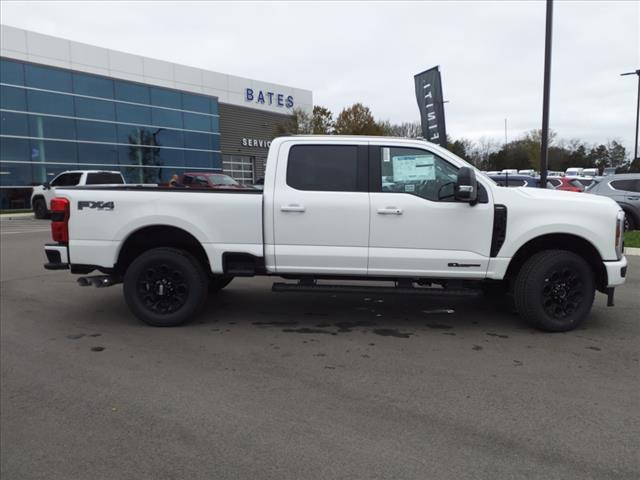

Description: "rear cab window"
85 172 124 185
51 173 82 186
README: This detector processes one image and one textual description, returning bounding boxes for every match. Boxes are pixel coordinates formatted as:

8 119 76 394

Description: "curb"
625 247 640 257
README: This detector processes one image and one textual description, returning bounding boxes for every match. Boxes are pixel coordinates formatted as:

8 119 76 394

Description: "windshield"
207 174 239 186
585 179 600 191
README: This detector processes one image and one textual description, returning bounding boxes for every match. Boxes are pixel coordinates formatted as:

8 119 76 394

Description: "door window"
287 145 359 192
379 147 458 201
610 179 639 193
51 173 81 186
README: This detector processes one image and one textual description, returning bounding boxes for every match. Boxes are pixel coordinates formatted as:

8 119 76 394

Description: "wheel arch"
505 233 607 292
116 225 210 275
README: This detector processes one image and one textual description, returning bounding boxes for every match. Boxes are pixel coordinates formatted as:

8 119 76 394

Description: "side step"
272 282 481 297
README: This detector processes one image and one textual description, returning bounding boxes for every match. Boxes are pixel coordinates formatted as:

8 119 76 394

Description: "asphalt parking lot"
1 217 639 480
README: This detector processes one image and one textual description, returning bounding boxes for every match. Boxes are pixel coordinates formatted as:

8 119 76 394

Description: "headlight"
615 211 625 259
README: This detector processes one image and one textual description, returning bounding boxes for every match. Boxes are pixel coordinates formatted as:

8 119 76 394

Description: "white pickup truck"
31 170 125 219
43 136 627 332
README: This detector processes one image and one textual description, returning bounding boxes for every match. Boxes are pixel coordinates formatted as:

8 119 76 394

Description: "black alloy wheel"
513 250 595 332
33 198 48 219
123 247 208 327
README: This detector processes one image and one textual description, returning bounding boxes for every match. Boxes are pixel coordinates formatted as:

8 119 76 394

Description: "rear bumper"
44 243 69 270
604 256 627 287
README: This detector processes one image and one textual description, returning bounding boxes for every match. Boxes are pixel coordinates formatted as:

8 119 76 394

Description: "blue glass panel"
0 137 29 161
211 152 221 170
183 112 210 132
155 129 184 148
157 147 184 167
182 93 210 114
210 115 219 132
114 81 150 104
150 87 181 109
210 98 218 116
0 58 25 85
118 145 160 168
27 90 74 116
31 140 77 164
184 149 215 169
0 162 32 187
0 111 29 136
73 72 114 98
74 97 116 121
77 143 118 165
116 103 151 125
184 131 213 150
28 115 76 140
76 120 116 143
151 107 182 129
25 64 72 92
117 124 143 145
1 85 27 110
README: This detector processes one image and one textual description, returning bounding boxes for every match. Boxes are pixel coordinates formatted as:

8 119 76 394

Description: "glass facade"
0 57 221 209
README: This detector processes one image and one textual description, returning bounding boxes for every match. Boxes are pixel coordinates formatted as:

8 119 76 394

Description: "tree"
381 121 422 138
274 108 311 136
607 140 627 167
310 106 334 134
334 103 384 135
447 137 475 163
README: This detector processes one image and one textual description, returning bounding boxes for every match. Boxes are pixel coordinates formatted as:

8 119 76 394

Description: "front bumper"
44 243 69 270
604 256 627 287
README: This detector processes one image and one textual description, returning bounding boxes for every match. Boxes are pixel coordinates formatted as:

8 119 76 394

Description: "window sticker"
391 155 435 182
382 147 391 163
404 184 416 193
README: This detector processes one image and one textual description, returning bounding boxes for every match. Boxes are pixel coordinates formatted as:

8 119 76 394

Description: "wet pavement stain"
426 323 453 329
513 360 523 366
334 320 377 333
253 321 299 326
586 346 602 351
472 345 483 351
486 332 509 339
372 329 413 339
88 333 101 337
91 346 105 352
442 332 456 336
313 353 327 357
315 323 332 328
66 334 85 340
282 328 337 335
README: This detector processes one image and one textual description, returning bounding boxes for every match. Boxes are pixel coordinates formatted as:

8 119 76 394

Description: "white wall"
0 24 313 115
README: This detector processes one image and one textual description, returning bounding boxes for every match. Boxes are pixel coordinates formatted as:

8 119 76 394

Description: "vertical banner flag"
414 66 447 147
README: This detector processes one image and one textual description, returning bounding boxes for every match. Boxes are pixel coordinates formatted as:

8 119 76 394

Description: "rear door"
272 141 370 274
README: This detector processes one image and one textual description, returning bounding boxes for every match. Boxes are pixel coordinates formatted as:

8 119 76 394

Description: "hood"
492 185 620 212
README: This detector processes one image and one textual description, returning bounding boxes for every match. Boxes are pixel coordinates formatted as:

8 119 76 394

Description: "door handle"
377 207 403 215
627 196 639 201
281 204 306 212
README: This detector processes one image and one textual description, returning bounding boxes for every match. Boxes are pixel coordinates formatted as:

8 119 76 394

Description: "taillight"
50 197 70 243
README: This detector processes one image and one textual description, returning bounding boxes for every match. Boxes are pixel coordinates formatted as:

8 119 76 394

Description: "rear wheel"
623 211 636 231
123 247 208 327
513 250 595 332
33 198 48 219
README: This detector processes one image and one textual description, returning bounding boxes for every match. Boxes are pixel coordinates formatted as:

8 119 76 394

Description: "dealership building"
0 24 313 209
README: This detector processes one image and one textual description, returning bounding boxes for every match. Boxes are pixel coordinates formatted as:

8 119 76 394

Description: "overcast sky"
1 1 638 152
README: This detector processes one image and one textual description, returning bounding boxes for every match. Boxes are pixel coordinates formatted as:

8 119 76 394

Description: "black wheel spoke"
136 262 190 315
542 265 586 320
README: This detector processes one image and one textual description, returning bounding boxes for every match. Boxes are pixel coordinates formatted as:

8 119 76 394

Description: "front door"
272 141 370 275
368 145 494 278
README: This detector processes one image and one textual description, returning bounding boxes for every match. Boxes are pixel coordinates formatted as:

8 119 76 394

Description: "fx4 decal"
78 201 115 211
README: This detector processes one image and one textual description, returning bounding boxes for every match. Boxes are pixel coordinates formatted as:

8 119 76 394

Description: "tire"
209 275 233 293
513 250 595 332
123 247 208 327
33 198 48 219
623 211 636 232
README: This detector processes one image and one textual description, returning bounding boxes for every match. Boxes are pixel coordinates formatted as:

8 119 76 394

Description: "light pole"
621 69 640 161
539 0 553 188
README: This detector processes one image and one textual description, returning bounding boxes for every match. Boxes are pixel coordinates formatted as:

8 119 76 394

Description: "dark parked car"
585 174 640 230
176 172 254 190
488 174 542 188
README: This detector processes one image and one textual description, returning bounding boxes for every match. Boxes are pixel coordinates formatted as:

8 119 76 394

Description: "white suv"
31 170 124 218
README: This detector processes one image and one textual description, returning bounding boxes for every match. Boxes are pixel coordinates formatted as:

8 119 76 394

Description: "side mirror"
455 167 478 205
43 182 51 190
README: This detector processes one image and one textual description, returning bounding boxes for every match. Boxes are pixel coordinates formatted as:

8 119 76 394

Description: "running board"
272 282 481 297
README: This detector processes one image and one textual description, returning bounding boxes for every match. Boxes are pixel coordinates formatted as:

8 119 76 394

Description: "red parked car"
551 177 585 192
174 172 253 190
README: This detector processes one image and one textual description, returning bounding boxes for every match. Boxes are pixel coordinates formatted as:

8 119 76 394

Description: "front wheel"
623 211 636 231
123 247 208 327
513 250 595 332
